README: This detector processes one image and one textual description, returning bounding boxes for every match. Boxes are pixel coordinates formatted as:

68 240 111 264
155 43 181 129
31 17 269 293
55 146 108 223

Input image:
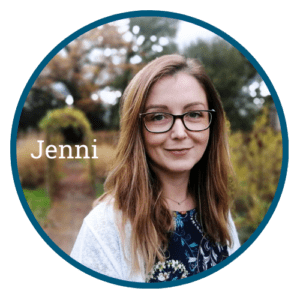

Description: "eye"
186 111 202 119
152 113 166 121
146 113 170 122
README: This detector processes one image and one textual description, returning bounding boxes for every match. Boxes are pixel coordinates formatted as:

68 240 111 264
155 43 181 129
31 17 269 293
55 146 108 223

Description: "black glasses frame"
139 109 216 133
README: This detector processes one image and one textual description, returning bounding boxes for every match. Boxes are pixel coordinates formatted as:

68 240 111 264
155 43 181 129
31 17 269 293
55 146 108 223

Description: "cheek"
193 130 210 146
203 130 210 147
143 130 166 151
203 132 210 151
192 131 210 160
202 131 210 156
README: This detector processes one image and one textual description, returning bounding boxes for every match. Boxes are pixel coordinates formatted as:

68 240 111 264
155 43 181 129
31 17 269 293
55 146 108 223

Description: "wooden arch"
39 107 95 197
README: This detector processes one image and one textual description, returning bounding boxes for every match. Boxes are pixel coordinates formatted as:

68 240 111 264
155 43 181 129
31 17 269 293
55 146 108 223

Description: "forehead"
145 72 208 110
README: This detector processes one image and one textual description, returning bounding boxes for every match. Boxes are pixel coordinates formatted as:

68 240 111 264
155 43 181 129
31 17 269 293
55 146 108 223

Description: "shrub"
39 107 95 196
229 107 282 243
17 132 47 188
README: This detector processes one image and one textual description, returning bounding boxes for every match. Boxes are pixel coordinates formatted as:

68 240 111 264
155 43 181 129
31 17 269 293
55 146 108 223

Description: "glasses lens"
143 113 173 132
183 111 211 131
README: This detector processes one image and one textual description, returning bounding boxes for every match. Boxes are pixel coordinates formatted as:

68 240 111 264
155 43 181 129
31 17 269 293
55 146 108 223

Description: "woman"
70 54 240 282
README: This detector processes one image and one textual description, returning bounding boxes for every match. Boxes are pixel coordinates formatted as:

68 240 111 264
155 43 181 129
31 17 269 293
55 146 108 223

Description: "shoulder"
83 195 121 233
87 195 115 220
71 195 137 280
227 211 241 255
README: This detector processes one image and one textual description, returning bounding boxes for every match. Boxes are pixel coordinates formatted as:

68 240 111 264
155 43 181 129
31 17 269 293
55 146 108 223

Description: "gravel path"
42 161 96 255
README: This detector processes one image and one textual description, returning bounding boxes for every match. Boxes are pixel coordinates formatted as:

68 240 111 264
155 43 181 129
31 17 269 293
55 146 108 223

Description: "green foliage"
109 17 180 129
39 106 92 134
184 38 261 132
18 88 66 132
30 24 128 131
129 17 179 63
229 107 282 243
23 188 51 225
39 107 96 197
95 182 105 198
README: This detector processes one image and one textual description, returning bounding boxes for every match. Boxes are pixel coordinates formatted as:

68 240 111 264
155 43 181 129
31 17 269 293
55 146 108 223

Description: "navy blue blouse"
147 209 229 282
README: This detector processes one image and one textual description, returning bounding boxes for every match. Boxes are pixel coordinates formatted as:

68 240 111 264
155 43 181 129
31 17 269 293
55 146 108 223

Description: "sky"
176 21 270 98
175 20 217 49
95 19 269 105
89 19 219 105
116 19 217 50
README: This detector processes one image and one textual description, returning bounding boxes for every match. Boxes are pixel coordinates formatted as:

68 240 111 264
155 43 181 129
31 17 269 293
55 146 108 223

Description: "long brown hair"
100 54 234 276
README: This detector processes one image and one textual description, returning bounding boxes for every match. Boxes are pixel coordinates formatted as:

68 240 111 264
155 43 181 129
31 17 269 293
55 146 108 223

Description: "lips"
166 147 192 151
165 147 192 156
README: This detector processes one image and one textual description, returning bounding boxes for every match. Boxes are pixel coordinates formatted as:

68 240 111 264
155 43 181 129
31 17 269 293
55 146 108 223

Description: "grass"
23 188 51 225
95 182 105 198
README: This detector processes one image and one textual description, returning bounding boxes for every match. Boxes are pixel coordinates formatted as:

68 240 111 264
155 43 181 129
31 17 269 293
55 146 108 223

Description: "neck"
155 170 195 211
161 174 189 199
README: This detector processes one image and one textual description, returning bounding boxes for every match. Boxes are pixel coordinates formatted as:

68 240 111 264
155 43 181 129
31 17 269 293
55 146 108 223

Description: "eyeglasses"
139 109 215 133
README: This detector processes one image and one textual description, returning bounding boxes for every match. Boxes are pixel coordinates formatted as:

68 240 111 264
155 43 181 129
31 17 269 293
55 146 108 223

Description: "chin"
162 162 196 175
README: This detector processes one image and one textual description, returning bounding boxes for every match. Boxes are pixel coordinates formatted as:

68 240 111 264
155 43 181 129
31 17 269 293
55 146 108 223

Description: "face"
142 72 210 178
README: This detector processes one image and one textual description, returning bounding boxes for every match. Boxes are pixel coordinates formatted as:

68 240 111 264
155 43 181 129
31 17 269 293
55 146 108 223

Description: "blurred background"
16 17 282 254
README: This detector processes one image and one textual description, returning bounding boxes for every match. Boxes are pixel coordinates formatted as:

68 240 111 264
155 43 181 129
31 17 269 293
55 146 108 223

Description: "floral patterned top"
146 209 229 282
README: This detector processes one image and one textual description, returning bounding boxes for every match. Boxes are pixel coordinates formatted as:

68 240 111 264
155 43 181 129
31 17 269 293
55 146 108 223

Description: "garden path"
42 161 96 255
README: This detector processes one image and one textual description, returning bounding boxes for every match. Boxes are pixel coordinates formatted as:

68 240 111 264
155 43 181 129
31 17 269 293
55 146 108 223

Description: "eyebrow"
145 102 205 112
183 102 206 109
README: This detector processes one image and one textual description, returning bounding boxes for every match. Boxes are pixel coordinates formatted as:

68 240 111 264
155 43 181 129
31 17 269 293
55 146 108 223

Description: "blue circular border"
10 10 289 289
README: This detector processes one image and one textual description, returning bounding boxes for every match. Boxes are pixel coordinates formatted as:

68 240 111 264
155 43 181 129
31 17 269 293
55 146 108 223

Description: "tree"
128 17 179 63
109 17 180 128
22 23 130 131
18 88 65 132
184 37 269 131
21 18 181 131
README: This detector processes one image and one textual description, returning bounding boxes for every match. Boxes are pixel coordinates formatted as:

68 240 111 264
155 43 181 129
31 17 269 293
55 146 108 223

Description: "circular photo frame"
11 10 288 288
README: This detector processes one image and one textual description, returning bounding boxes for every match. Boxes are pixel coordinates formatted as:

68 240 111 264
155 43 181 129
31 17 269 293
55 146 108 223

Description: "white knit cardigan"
70 197 240 282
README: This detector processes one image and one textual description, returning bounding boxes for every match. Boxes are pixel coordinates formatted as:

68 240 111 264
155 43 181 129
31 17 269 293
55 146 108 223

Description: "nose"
170 118 187 139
